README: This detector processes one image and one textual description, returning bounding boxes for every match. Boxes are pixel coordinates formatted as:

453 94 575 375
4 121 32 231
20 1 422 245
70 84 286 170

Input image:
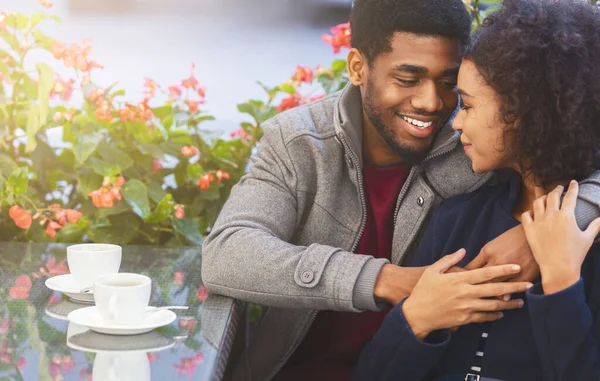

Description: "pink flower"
290 66 314 86
215 170 230 183
196 285 208 301
196 174 214 190
79 369 92 381
322 22 352 54
0 318 9 334
179 318 197 333
49 292 61 304
143 77 160 100
45 220 63 238
168 85 183 99
174 204 185 219
9 275 32 300
147 352 159 363
173 351 204 381
181 63 200 90
173 271 184 285
39 0 53 8
17 357 25 369
181 145 199 157
184 99 204 113
9 205 32 230
153 159 163 172
277 93 303 112
230 128 251 140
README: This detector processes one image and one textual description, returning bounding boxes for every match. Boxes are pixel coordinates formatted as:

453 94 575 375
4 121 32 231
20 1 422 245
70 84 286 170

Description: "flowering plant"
0 0 504 245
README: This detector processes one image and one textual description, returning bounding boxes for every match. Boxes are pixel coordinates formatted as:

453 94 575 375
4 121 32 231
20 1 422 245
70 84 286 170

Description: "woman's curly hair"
465 0 600 187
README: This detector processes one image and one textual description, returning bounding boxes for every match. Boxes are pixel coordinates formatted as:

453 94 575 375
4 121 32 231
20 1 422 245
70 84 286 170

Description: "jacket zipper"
264 133 368 381
264 135 457 381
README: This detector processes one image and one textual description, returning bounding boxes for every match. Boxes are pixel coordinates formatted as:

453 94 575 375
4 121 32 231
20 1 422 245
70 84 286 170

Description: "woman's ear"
347 48 367 86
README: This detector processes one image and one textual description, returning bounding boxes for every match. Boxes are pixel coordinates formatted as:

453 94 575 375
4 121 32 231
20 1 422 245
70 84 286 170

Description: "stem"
474 0 481 26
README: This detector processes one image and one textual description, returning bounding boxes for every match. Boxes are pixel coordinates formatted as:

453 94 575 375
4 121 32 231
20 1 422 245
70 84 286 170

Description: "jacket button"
417 197 425 206
301 270 314 283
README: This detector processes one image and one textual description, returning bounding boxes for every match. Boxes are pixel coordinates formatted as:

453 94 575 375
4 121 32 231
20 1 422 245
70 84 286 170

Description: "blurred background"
0 0 352 134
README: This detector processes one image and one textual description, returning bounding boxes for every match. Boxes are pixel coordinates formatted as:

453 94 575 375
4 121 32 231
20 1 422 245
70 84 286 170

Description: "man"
202 0 600 379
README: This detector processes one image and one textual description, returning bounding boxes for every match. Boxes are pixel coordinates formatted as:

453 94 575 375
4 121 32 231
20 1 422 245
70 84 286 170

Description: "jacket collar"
334 83 460 167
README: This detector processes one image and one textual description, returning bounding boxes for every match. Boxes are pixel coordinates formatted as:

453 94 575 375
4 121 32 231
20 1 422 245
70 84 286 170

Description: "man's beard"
363 83 431 166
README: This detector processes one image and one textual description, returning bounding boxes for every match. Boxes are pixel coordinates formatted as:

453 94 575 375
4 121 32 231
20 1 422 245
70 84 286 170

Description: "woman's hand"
522 181 600 294
402 249 532 340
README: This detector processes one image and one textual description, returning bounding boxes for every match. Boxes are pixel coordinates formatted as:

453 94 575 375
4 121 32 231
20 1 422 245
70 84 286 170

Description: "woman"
353 0 600 380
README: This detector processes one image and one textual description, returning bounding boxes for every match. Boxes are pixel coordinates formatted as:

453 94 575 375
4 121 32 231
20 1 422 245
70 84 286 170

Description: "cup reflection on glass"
66 244 122 289
93 273 151 325
93 352 150 381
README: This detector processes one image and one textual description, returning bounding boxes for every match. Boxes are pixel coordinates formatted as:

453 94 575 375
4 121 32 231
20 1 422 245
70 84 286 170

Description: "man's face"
359 32 462 164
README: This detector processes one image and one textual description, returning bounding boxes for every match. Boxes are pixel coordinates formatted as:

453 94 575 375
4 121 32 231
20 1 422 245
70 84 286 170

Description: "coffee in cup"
93 273 151 325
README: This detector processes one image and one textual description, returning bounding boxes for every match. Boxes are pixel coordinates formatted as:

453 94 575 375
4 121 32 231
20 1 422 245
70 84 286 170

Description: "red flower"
277 93 303 112
184 99 204 113
66 209 83 224
143 77 160 99
181 63 200 90
174 204 185 219
322 22 352 54
147 352 159 363
39 0 53 8
181 145 200 157
173 271 184 285
196 285 208 301
9 275 32 299
215 170 230 183
197 174 214 190
307 94 326 103
9 205 32 230
230 128 251 140
152 159 163 172
290 66 314 86
173 351 204 381
0 319 9 334
45 220 63 238
168 85 183 99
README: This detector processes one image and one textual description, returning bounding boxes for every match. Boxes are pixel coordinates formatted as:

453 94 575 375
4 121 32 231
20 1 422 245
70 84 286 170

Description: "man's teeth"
401 116 433 128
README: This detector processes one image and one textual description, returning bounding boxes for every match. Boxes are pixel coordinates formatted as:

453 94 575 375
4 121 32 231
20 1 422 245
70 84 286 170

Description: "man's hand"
403 249 531 340
465 224 540 283
374 264 426 305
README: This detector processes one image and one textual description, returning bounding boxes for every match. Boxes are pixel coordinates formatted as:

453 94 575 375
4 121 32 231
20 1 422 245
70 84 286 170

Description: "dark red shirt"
274 162 411 381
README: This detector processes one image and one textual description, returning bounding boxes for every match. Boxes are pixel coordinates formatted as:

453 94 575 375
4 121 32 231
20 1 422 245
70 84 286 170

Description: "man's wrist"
402 297 430 340
374 265 425 304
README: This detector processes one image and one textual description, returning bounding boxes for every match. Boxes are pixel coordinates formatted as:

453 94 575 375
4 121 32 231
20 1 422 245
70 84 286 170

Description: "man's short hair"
350 0 472 64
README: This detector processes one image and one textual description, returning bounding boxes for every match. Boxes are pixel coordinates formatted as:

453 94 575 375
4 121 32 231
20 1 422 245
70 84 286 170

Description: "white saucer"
67 306 177 335
45 274 94 303
67 328 176 353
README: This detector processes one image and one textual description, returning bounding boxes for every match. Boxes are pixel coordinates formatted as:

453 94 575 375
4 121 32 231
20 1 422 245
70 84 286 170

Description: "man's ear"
347 48 367 86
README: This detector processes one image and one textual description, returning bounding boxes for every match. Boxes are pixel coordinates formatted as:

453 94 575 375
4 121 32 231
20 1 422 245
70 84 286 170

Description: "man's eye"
440 81 457 89
396 78 418 86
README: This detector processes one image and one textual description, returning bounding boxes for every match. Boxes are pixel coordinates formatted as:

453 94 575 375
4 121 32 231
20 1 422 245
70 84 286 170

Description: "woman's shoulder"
437 179 513 218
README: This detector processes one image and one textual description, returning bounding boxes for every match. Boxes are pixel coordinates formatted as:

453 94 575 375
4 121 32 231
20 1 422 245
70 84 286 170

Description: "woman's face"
452 60 515 173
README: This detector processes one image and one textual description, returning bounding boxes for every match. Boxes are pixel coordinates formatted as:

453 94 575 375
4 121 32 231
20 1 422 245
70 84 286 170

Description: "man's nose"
410 81 443 113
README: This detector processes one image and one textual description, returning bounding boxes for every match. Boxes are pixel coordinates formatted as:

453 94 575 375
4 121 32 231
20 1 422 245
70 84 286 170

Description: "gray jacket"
201 83 600 380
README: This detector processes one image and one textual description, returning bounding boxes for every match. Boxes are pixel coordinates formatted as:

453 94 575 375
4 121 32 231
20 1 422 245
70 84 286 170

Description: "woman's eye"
440 81 457 90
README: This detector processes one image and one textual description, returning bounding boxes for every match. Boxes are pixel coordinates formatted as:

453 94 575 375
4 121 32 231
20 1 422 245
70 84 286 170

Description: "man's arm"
466 171 600 280
201 119 390 312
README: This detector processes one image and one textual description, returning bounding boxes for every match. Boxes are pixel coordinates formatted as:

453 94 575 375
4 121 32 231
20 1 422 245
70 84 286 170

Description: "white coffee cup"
93 352 150 381
67 244 122 289
94 273 151 325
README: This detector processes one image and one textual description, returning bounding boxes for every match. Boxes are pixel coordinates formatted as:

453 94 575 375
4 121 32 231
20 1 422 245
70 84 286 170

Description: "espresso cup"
93 273 151 325
67 244 122 289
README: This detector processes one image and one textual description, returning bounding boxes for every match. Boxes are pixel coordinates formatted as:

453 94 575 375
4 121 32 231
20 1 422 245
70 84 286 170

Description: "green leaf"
31 29 54 51
186 163 203 182
74 130 104 165
26 106 40 153
0 154 18 177
147 180 168 203
0 58 9 76
30 12 46 29
0 30 19 51
87 157 121 177
56 217 89 242
76 170 103 195
331 59 347 73
162 115 174 129
173 217 205 245
5 13 29 30
50 15 61 23
135 142 166 160
36 62 54 126
7 167 28 195
97 142 134 171
146 193 173 223
151 105 172 119
88 214 141 244
279 83 296 94
121 179 151 218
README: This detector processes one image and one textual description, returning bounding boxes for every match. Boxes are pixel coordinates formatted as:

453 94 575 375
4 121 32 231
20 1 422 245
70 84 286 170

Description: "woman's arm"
522 181 600 380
